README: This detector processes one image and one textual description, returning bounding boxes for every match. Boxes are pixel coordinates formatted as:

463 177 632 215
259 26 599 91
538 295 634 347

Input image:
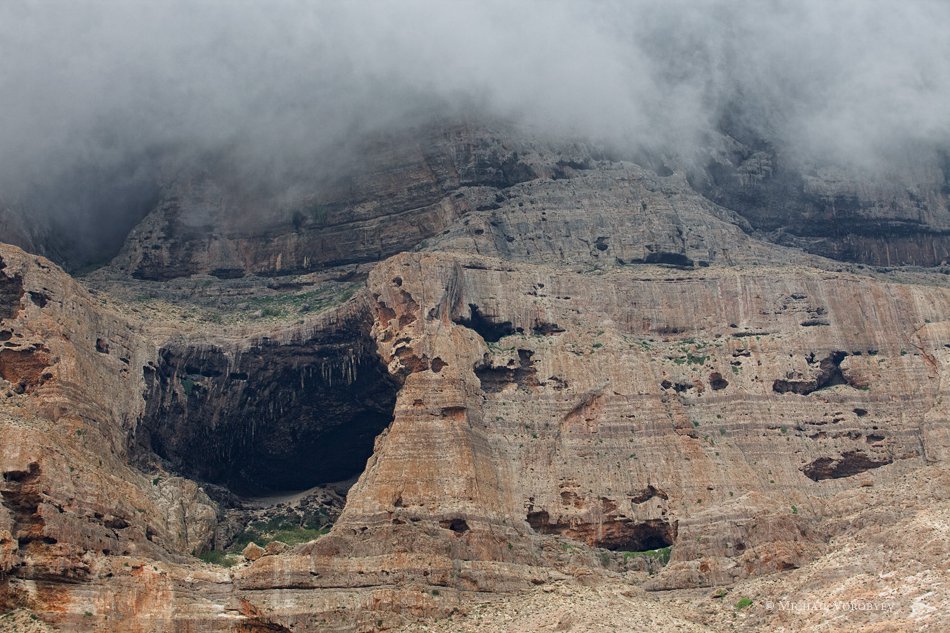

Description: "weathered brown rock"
263 541 288 556
242 543 264 561
0 244 225 628
318 251 950 587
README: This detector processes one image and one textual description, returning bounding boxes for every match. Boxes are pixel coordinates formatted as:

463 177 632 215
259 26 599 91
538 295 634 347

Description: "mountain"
1 122 949 631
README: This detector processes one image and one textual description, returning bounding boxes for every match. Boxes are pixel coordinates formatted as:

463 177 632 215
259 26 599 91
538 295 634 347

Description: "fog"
2 0 949 258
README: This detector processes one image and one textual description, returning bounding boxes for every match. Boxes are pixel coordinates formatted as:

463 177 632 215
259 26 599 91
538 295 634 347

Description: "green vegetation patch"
197 549 242 567
622 545 672 566
229 513 331 551
246 283 360 320
198 510 332 566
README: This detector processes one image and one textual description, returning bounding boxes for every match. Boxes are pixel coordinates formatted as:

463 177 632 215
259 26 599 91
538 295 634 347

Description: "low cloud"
2 0 948 238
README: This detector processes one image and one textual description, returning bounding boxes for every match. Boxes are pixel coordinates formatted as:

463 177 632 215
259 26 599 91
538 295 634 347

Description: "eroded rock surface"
1 124 950 632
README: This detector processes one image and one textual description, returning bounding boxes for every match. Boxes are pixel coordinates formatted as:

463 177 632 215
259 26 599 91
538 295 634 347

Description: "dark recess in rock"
104 517 130 530
27 291 48 308
708 372 729 390
0 265 25 321
439 518 470 534
210 268 245 280
532 322 565 336
802 451 892 481
630 252 695 268
453 303 515 342
594 519 675 552
630 485 668 504
134 311 398 494
527 510 675 552
525 510 551 530
0 462 57 552
773 351 855 395
472 152 538 189
476 349 539 393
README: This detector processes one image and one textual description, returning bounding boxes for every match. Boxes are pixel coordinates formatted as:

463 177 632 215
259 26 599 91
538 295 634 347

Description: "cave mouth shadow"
595 518 675 552
527 511 676 553
133 333 399 499
224 408 394 497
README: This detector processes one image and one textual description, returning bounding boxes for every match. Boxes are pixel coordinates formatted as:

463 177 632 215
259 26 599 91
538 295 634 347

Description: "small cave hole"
708 372 729 390
802 451 892 481
440 518 470 534
28 291 49 308
453 303 515 342
595 519 676 552
773 351 852 395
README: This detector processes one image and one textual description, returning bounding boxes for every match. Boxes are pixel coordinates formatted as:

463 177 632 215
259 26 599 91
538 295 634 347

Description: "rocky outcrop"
106 124 557 281
695 134 950 266
2 122 950 631
5 121 950 276
0 245 221 623
340 251 947 574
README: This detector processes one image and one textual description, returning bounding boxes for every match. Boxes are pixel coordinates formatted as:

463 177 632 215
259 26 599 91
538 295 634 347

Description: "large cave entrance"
134 325 398 496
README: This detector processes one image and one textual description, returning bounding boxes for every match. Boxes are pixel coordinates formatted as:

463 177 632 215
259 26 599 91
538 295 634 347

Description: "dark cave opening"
773 351 854 395
135 327 398 496
453 303 516 342
0 257 25 321
526 511 676 553
802 451 892 481
595 518 676 552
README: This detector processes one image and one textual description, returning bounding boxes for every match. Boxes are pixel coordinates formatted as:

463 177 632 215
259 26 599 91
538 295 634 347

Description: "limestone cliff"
1 125 949 632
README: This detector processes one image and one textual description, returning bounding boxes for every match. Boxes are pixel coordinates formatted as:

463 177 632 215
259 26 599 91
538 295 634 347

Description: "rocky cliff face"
0 245 223 623
694 133 950 267
105 124 558 281
6 120 945 278
2 124 949 632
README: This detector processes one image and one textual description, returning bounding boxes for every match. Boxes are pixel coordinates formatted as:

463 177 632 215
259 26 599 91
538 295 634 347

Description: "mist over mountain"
2 0 949 266
4 5 950 629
